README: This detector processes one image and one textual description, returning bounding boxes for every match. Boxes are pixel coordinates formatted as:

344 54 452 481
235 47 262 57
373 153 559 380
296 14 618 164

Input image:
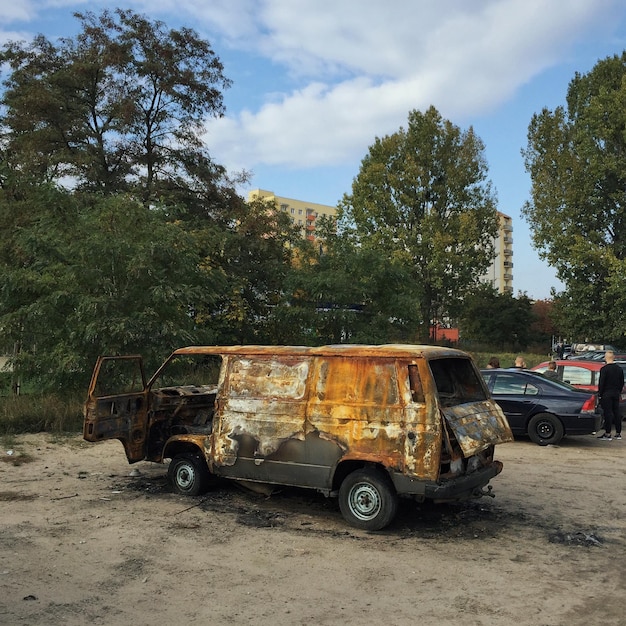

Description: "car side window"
492 374 526 395
562 366 593 386
491 374 540 396
524 383 539 396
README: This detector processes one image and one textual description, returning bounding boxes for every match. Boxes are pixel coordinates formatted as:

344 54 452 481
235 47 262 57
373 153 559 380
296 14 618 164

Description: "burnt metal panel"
441 401 514 457
212 356 310 467
306 356 406 475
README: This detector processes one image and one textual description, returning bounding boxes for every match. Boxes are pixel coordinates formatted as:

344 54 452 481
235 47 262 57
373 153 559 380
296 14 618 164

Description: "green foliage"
338 106 498 340
203 196 301 344
0 10 304 392
274 218 423 344
459 285 535 350
523 53 626 343
0 8 231 205
471 352 548 370
0 187 225 389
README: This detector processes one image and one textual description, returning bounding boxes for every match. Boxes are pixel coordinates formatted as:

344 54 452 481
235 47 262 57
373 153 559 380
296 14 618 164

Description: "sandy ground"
1 431 625 626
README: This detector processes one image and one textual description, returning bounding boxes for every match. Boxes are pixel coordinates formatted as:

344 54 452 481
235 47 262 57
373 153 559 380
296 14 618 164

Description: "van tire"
527 413 564 446
338 468 398 530
168 452 210 496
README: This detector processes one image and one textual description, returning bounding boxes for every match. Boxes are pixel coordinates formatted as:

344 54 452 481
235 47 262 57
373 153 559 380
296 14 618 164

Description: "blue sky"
3 1 626 300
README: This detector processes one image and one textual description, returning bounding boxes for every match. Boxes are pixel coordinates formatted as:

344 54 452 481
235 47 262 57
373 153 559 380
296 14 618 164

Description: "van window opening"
429 358 488 406
408 364 425 403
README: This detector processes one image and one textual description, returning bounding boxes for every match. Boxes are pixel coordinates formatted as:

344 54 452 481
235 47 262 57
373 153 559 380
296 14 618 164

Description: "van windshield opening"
150 354 222 390
428 358 488 407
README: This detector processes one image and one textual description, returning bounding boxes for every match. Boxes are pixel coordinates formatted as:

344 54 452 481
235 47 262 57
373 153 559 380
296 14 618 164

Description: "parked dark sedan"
480 369 601 445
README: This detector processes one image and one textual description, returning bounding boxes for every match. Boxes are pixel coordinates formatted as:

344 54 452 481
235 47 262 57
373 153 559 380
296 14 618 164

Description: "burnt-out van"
83 344 513 530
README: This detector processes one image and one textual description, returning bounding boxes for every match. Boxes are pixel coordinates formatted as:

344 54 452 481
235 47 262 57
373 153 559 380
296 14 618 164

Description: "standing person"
486 357 500 369
597 350 624 440
544 361 558 380
513 356 526 369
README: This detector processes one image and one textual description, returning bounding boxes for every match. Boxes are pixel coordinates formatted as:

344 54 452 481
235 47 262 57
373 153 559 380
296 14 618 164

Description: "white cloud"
202 0 620 171
2 0 623 176
0 3 35 24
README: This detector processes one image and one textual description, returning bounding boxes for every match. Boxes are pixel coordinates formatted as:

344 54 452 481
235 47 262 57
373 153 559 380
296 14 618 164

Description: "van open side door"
83 356 148 463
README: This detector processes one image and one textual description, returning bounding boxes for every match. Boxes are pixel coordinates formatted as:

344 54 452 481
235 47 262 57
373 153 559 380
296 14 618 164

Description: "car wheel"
527 413 564 446
338 468 398 530
167 452 211 496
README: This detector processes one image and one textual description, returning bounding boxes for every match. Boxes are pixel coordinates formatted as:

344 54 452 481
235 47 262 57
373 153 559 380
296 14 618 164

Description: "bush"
470 352 548 369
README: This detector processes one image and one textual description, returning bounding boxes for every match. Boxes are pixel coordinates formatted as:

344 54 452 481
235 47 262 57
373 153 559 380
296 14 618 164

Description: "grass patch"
470 352 550 370
0 393 84 435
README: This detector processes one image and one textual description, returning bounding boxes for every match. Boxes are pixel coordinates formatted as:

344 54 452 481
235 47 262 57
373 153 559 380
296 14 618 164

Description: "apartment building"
247 189 337 242
248 189 513 293
483 211 514 294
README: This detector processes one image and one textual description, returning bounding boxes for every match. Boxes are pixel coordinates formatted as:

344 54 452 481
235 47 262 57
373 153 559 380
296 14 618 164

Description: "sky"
2 0 626 300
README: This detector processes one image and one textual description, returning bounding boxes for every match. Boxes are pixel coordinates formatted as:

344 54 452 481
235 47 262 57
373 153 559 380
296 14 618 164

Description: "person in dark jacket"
544 361 558 380
597 351 624 441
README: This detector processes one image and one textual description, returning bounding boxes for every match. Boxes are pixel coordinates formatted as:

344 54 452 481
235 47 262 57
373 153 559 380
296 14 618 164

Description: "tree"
522 53 626 343
276 219 418 344
204 196 301 345
459 285 534 350
530 299 558 348
338 106 498 341
0 9 233 209
0 181 222 390
0 11 301 392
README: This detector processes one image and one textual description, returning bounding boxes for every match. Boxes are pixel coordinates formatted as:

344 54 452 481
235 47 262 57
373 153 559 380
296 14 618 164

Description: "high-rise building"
483 212 514 294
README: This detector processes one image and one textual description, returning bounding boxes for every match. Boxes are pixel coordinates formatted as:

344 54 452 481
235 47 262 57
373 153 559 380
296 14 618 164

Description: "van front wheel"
339 468 398 530
168 452 210 496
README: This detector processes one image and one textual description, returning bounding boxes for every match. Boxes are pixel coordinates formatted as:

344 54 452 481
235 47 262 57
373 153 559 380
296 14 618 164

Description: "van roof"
172 344 468 359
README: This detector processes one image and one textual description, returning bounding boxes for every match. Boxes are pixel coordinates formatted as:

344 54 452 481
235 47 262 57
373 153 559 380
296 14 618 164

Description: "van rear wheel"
339 468 398 530
168 452 210 496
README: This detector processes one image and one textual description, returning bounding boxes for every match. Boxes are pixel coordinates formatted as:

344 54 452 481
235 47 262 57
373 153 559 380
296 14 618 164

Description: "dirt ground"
1 431 625 626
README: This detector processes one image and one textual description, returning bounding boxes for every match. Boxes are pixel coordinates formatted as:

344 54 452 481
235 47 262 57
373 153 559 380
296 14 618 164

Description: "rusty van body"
83 344 513 530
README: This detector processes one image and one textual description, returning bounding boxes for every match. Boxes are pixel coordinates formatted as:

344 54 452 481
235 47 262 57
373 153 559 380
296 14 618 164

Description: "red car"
531 360 626 418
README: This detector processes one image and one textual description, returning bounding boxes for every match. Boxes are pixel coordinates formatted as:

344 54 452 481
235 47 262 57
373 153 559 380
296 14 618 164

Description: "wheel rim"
175 464 195 490
347 482 382 521
536 420 555 438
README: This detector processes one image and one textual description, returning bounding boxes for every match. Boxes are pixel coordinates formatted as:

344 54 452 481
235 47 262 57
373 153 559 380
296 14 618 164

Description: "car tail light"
581 395 596 413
